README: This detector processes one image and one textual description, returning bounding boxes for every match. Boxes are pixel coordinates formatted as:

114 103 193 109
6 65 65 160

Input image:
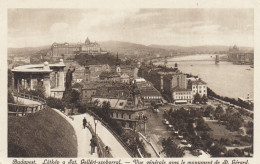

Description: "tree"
8 69 12 88
209 142 226 157
193 93 201 104
201 94 208 104
214 105 224 120
224 150 239 157
162 137 184 157
204 106 214 117
226 112 243 131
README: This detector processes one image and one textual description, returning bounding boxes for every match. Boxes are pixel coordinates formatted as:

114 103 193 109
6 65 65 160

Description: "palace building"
51 37 107 58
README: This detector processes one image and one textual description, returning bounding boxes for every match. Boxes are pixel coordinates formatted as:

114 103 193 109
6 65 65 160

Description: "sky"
8 8 254 48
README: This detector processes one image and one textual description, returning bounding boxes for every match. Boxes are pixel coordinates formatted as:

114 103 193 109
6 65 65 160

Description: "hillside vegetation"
8 107 77 157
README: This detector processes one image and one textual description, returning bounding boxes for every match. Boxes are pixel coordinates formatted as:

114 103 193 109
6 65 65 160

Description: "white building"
172 88 193 104
191 80 207 97
120 73 130 83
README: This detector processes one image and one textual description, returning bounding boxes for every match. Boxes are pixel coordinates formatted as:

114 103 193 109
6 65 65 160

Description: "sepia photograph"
7 8 254 158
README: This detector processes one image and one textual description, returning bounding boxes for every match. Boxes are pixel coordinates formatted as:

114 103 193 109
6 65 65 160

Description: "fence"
86 109 135 157
8 91 46 116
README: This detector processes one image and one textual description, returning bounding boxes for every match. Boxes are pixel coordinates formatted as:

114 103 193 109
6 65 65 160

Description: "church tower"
115 53 121 73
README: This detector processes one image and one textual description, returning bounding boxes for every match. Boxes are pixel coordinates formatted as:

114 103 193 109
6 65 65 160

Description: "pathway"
53 110 98 158
84 113 131 158
71 114 98 158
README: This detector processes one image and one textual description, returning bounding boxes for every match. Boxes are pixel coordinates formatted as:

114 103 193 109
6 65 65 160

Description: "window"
121 113 124 118
119 102 124 106
129 114 131 119
116 113 118 118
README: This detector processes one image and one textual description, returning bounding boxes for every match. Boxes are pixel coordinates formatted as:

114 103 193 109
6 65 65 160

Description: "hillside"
8 45 51 58
99 41 171 58
8 107 77 157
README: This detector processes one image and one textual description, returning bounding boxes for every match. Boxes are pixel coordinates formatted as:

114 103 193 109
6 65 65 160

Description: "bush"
8 91 15 103
240 135 253 143
46 97 64 110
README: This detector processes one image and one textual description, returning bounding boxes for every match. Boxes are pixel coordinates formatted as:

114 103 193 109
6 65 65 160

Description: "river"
156 54 253 99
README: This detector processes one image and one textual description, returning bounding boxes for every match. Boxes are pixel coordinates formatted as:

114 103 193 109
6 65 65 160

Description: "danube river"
157 54 253 99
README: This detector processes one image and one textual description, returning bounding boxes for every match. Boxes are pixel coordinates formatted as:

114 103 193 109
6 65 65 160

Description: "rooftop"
191 80 207 85
172 87 192 92
12 60 65 73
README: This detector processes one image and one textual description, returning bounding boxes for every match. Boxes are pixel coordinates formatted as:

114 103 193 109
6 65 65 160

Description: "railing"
8 91 46 116
138 132 160 158
86 109 135 157
12 91 46 104
87 122 113 158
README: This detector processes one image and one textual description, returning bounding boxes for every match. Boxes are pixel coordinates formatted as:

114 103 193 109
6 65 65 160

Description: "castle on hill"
50 37 107 59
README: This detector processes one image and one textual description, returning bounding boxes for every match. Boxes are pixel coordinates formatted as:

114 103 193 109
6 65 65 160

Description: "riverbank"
155 54 253 99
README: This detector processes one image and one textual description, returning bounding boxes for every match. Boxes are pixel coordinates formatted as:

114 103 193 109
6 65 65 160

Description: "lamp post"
94 118 98 135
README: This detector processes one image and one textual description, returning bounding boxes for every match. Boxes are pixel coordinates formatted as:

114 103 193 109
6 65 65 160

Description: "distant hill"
99 41 171 58
8 45 51 58
8 41 254 60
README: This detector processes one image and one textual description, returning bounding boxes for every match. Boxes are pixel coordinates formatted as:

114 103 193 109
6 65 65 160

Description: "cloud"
50 22 69 33
8 9 254 47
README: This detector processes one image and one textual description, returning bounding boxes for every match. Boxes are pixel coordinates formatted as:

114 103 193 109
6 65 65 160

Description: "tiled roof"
172 87 192 92
191 80 207 85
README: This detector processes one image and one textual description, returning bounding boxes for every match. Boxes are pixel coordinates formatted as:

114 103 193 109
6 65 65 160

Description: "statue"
62 66 75 105
65 66 75 92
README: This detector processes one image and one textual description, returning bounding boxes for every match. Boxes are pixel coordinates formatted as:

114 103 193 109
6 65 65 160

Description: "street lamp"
94 118 98 135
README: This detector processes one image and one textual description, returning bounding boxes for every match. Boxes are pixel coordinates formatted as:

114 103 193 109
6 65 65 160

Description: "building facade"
172 89 193 104
228 45 254 65
190 80 207 97
51 37 106 58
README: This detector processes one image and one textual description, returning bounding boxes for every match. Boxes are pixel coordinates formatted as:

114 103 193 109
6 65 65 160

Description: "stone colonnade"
12 60 65 97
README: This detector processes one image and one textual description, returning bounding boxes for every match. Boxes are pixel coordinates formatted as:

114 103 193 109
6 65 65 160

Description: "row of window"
175 92 191 95
192 85 206 89
112 113 132 119
142 96 161 99
193 90 207 93
175 96 192 100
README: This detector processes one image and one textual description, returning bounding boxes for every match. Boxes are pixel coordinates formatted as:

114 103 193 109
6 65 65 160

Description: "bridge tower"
215 55 220 64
